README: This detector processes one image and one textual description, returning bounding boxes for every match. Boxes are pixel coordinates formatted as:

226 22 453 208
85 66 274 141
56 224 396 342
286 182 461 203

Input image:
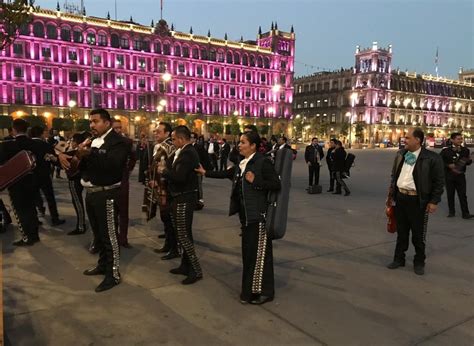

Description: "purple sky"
36 0 473 79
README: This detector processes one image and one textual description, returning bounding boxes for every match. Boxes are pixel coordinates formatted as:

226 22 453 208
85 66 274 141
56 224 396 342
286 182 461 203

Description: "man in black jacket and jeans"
304 137 324 188
326 139 337 192
387 128 444 275
59 109 129 292
162 126 202 285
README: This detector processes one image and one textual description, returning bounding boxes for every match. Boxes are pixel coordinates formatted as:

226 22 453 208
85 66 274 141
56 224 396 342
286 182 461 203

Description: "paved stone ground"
1 149 473 346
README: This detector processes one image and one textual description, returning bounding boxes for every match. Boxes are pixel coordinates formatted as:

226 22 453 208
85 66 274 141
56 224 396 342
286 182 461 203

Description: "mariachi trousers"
239 210 274 302
8 180 40 242
68 177 86 232
170 193 202 277
85 187 121 282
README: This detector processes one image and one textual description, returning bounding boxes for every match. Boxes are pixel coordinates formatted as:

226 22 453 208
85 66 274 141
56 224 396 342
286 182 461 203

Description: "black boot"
95 276 120 292
161 250 180 260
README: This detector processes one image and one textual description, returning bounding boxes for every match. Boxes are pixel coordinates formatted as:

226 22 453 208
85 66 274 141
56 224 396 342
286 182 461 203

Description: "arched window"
264 57 270 69
111 34 119 48
226 51 233 64
249 55 255 67
257 56 263 68
33 22 44 38
46 24 57 39
86 32 96 45
19 23 29 36
60 27 71 41
242 54 248 66
174 44 181 56
154 41 162 54
209 49 216 61
73 29 83 43
233 53 240 64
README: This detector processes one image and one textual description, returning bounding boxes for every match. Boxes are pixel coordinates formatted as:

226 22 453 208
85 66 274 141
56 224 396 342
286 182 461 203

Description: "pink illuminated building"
0 7 295 135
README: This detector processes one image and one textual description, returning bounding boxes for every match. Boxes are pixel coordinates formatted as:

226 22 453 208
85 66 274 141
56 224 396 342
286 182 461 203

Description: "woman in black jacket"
333 140 350 196
196 131 281 305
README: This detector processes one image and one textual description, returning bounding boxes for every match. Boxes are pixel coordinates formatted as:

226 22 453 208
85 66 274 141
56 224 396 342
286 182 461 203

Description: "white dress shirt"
397 147 421 191
239 152 256 174
91 127 113 149
279 143 287 150
208 143 215 154
173 143 190 164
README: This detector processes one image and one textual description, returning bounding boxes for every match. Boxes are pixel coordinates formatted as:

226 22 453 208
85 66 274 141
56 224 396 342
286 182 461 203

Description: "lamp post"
68 100 77 118
349 92 358 148
345 111 352 148
86 34 96 109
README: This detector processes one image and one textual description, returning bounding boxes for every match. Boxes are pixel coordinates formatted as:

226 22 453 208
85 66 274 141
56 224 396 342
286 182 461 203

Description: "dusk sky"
37 0 473 79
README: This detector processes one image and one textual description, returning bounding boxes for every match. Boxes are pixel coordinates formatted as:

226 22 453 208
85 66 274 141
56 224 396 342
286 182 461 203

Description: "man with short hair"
162 125 202 285
207 137 219 171
305 137 324 188
219 138 230 171
112 119 136 248
59 108 129 292
326 139 337 192
387 128 444 275
0 119 41 245
440 132 473 219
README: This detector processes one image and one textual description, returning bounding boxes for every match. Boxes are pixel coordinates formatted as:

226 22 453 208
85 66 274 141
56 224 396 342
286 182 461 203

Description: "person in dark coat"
304 137 324 187
326 139 337 192
30 126 66 226
219 138 231 171
332 140 350 196
47 129 65 178
387 128 445 275
207 137 219 171
0 119 41 246
136 136 152 185
196 131 281 305
191 132 212 210
440 132 473 219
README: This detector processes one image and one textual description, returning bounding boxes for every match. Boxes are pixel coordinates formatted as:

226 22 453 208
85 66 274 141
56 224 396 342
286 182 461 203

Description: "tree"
0 0 38 50
208 121 223 135
230 116 241 136
258 124 269 136
354 121 365 142
340 122 349 137
184 114 197 131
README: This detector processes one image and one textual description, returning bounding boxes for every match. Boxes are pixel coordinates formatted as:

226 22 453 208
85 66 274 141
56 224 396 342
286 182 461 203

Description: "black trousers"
220 155 228 171
0 198 12 225
335 171 350 193
35 174 60 220
85 188 121 282
160 202 177 252
209 154 218 171
446 174 470 216
170 194 202 277
8 182 40 242
394 193 428 266
308 163 320 186
68 178 86 231
240 212 274 301
328 169 335 190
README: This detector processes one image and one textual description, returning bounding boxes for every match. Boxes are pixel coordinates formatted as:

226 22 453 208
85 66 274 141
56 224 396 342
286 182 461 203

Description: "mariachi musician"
143 122 178 260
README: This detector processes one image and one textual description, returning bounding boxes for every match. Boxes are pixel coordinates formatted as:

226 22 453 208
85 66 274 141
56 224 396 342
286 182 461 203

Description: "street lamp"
68 100 77 118
345 111 352 148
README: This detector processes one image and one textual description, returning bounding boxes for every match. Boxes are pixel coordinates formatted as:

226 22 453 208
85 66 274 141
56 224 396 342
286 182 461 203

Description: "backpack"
343 153 356 178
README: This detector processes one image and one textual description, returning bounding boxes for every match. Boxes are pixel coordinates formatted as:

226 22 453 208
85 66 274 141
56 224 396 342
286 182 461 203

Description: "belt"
86 185 121 194
398 188 418 196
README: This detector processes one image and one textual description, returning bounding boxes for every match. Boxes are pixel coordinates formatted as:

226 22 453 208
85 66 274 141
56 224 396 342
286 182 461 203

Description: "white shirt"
397 147 421 191
91 127 113 149
279 143 287 150
208 143 215 154
239 152 256 174
173 143 191 164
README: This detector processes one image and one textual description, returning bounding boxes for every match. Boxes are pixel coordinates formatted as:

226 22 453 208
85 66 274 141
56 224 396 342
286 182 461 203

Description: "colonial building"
0 6 295 136
293 42 473 145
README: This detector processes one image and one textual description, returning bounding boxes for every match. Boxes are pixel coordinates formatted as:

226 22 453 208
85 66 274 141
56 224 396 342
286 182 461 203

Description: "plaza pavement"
1 148 473 346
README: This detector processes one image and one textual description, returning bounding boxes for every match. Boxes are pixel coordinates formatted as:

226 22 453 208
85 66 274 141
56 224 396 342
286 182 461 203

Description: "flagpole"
435 47 439 78
160 0 163 20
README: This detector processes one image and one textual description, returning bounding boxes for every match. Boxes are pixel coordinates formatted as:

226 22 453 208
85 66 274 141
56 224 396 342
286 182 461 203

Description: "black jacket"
333 147 347 172
80 129 129 186
305 144 324 164
391 148 445 209
193 142 212 171
326 147 335 170
220 142 231 157
206 152 281 224
440 145 472 176
31 138 56 178
163 144 200 197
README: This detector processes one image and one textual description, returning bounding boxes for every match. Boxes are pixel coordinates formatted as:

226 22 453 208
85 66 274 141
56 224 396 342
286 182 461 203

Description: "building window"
281 61 287 69
230 70 236 80
14 88 24 104
217 51 224 63
13 66 23 78
209 50 216 61
116 55 124 67
13 43 23 55
234 54 240 64
331 114 336 123
138 58 146 69
43 90 53 105
178 83 185 92
200 49 208 60
111 34 119 48
178 100 185 113
197 65 203 76
42 68 52 80
260 91 266 99
120 37 129 49
260 74 266 83
94 93 102 108
33 22 44 37
259 106 265 117
142 41 150 52
69 71 78 83
133 39 142 51
159 82 165 93
42 47 51 58
163 44 170 55
46 25 57 39
249 56 255 67
154 42 162 54
213 86 219 95
98 34 107 46
246 72 251 81
182 47 189 57
214 68 220 77
117 96 125 109
197 84 203 93
158 61 166 73
174 45 181 56
69 92 77 103
245 105 250 116
242 55 248 65
192 48 199 59
61 28 71 41
280 75 286 84
304 101 308 108
93 73 102 85
68 50 77 61
116 76 125 87
73 29 83 43
245 88 251 98
230 87 236 97
138 95 146 109
85 32 96 45
196 101 203 113
138 78 145 88
178 63 185 73
93 54 102 64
